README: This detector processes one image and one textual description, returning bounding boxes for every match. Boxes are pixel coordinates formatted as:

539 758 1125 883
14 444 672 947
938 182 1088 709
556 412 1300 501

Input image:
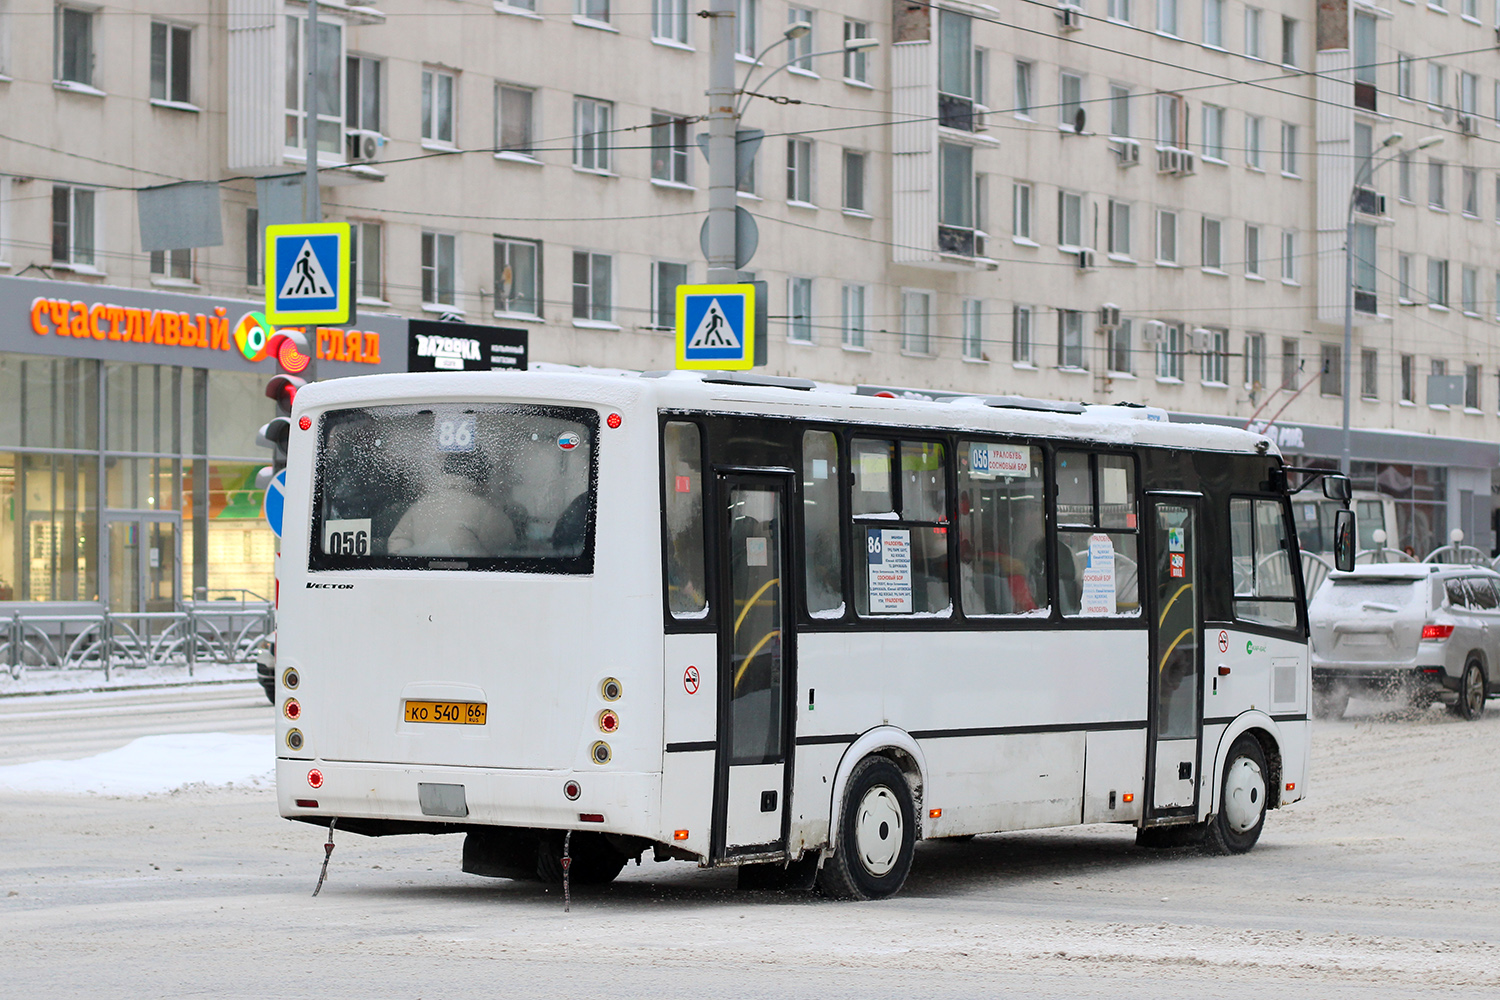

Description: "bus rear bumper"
276 757 660 839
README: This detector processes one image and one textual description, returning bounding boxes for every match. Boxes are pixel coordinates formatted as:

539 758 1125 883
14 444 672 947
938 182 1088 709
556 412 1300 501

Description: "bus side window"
802 430 844 617
663 421 708 618
957 441 1047 616
1230 497 1298 627
851 437 950 616
1054 451 1141 618
851 438 895 516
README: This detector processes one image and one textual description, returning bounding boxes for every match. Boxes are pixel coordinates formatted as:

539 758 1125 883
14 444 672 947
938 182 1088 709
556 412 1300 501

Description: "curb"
0 677 262 700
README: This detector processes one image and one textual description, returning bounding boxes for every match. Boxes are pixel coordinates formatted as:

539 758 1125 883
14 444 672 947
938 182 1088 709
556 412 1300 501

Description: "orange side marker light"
928 808 942 819
1122 793 1135 803
673 829 689 841
1285 782 1296 792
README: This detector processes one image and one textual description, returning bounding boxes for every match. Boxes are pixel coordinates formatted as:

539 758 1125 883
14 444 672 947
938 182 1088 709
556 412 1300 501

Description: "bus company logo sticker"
1246 640 1267 655
1169 553 1186 578
683 665 700 695
306 582 355 589
1168 527 1186 552
557 432 582 451
1218 631 1230 653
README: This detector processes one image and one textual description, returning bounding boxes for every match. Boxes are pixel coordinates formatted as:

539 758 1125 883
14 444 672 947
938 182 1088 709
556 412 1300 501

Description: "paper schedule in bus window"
866 528 912 613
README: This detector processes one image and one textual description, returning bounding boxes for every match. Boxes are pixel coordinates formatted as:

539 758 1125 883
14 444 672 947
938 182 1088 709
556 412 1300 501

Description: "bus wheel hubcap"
1223 757 1265 834
854 785 902 877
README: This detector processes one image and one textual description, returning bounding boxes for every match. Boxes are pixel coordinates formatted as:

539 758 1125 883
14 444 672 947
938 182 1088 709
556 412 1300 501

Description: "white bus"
274 370 1341 900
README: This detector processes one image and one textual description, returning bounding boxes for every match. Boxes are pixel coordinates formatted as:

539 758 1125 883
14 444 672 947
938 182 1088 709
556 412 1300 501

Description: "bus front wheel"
817 756 916 901
1203 734 1268 855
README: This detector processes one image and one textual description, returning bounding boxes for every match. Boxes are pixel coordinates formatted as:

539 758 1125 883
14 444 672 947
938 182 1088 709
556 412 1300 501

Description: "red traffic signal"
265 374 307 417
266 330 313 375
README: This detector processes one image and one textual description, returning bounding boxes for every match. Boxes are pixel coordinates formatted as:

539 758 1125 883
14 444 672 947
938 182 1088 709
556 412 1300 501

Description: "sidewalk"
0 661 260 699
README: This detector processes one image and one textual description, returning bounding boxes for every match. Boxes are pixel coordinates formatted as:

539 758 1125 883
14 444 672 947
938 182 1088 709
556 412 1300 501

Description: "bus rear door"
1144 493 1205 823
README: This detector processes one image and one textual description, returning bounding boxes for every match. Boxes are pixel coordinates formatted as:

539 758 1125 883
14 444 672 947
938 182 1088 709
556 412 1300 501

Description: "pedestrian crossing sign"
265 223 352 325
675 284 755 370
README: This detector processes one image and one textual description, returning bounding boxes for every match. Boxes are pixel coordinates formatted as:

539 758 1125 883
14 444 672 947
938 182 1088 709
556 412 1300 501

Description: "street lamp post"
1340 133 1443 476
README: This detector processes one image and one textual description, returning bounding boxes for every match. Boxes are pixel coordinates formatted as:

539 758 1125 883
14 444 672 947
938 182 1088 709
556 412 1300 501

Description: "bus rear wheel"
816 756 916 901
1203 734 1268 855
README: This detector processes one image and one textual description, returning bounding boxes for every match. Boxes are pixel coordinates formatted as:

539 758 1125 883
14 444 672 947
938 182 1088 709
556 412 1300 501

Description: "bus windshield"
309 403 596 573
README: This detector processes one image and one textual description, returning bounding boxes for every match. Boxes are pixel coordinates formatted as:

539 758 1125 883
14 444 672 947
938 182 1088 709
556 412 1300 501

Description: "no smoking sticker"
683 665 700 695
1218 630 1229 653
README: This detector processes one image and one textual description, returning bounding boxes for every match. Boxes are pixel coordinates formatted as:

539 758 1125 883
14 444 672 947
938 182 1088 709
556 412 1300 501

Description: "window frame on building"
51 183 99 269
842 149 867 214
786 136 814 205
493 235 542 318
421 67 457 147
652 0 690 46
495 82 537 159
651 111 692 186
572 249 613 323
54 4 96 89
651 260 689 330
350 220 383 302
573 95 613 173
420 230 458 309
1012 304 1034 364
346 53 382 135
841 283 868 349
149 20 192 106
901 289 934 355
961 299 985 361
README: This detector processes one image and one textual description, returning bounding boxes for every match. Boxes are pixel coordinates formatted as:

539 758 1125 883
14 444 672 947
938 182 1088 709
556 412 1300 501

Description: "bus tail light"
579 813 605 823
295 799 318 808
283 698 301 721
1422 624 1455 640
563 780 581 801
606 413 622 429
598 709 619 734
307 768 324 789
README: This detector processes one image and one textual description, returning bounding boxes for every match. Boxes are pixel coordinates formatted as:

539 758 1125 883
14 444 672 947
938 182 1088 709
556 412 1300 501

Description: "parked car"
1308 564 1496 719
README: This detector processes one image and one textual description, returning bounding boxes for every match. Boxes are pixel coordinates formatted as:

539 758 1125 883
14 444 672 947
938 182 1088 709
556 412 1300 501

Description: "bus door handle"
1217 665 1231 676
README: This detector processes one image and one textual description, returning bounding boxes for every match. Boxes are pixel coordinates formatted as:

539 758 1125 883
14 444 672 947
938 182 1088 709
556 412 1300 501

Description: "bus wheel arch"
817 754 919 900
1209 717 1283 819
825 727 928 854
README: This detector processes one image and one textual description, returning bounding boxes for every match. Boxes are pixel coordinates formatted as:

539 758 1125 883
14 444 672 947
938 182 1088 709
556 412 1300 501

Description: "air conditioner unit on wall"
1458 114 1478 136
1157 147 1180 174
346 129 385 162
1098 304 1121 330
1077 248 1097 270
1113 139 1141 166
1057 5 1083 31
1141 320 1168 345
1189 327 1215 352
1176 150 1197 175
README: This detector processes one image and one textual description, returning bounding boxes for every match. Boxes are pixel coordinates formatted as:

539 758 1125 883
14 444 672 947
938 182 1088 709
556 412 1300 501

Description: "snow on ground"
0 732 273 795
0 661 257 697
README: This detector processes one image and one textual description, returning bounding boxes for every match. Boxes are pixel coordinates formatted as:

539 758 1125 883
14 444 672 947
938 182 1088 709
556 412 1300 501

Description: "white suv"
1308 564 1496 719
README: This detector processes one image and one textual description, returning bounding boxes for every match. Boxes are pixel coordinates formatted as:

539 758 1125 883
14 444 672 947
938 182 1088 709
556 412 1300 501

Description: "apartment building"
0 0 1497 605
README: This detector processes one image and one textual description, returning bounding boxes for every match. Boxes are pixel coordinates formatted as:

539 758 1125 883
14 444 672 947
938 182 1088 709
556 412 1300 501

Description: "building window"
1280 16 1296 66
843 19 870 82
1462 265 1478 314
1245 225 1261 277
1059 71 1084 128
51 184 96 267
1201 217 1223 270
786 277 813 342
495 84 536 157
285 16 343 155
1362 349 1378 399
1397 54 1414 101
421 232 457 307
1108 200 1131 256
576 0 610 24
343 56 381 141
651 112 691 185
572 250 612 322
1012 305 1034 363
494 236 540 317
351 220 382 301
1462 168 1478 216
1281 230 1296 282
1352 223 1376 306
1014 60 1034 117
651 260 688 329
1244 332 1266 389
55 5 94 87
1400 354 1414 402
573 96 612 172
939 143 974 230
245 207 260 286
1245 115 1263 168
787 7 813 71
1203 0 1223 46
652 0 689 44
1428 64 1445 108
962 299 984 360
1466 364 1481 410
1109 0 1133 22
736 0 756 58
150 248 192 281
150 22 191 104
1058 191 1083 249
1280 123 1298 175
1320 343 1341 397
1428 257 1449 307
1058 310 1086 369
1157 323 1183 379
901 291 932 354
1157 93 1184 147
938 9 973 104
1013 182 1033 239
1462 0 1477 16
843 150 866 212
422 69 456 146
1201 105 1225 160
1460 71 1478 115
1108 319 1133 374
1201 328 1227 384
1157 0 1179 35
1281 337 1299 389
1398 253 1414 302
1244 6 1262 59
1398 151 1412 201
841 284 867 348
786 137 813 204
1109 85 1132 137
1156 209 1177 263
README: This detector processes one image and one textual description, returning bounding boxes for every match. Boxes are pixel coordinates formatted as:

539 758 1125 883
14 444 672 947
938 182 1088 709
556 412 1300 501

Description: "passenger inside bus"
386 450 517 558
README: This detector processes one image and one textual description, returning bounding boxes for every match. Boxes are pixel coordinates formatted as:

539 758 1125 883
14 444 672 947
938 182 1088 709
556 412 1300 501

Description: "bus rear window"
310 403 597 573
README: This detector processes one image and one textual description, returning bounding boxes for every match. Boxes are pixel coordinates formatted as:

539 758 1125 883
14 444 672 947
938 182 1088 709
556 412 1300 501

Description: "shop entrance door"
105 512 180 614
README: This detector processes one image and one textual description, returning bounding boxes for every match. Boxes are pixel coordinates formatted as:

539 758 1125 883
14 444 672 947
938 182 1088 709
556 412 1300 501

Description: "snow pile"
0 733 274 796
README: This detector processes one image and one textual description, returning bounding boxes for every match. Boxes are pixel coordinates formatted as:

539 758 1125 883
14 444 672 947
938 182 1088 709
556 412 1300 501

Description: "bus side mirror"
1323 474 1353 503
1334 509 1356 572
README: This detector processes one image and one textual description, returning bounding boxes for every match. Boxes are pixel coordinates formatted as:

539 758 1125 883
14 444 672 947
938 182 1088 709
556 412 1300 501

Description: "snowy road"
2 689 1498 998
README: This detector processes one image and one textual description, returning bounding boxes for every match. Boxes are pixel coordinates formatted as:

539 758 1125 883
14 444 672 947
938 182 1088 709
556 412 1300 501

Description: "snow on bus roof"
295 366 1278 457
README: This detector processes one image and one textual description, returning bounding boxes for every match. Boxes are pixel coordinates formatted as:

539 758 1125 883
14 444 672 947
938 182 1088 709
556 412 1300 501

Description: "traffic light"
257 373 306 483
266 329 314 378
